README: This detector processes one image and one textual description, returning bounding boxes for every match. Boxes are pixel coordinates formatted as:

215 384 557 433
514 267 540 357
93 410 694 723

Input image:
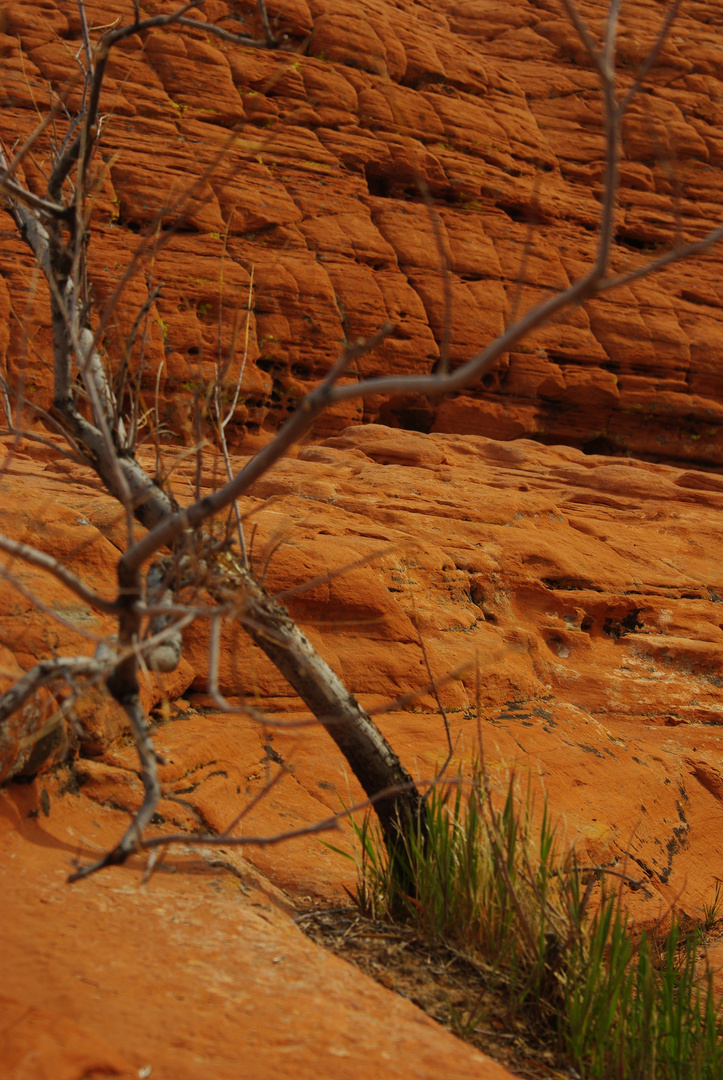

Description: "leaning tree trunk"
0 150 428 867
208 552 426 858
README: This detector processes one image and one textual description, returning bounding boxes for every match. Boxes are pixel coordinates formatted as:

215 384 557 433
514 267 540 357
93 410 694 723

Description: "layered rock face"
3 2 723 1078
1 0 723 464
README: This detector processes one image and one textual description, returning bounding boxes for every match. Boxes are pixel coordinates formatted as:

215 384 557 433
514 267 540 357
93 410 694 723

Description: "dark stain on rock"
578 743 604 758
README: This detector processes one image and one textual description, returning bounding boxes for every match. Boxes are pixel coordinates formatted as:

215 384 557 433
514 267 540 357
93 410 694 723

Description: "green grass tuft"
341 763 723 1079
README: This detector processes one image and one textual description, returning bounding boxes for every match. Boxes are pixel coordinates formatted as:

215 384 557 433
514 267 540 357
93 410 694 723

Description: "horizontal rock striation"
1 0 723 465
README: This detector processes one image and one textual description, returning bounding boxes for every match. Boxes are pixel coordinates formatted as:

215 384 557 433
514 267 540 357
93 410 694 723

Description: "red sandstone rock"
0 993 137 1080
4 427 723 1069
3 425 723 920
3 0 723 1072
2 1 723 463
0 778 511 1080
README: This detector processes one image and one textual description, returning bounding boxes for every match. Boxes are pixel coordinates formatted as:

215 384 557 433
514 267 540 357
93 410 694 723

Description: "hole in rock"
365 169 390 198
543 577 593 592
603 609 643 639
545 635 570 658
470 582 485 605
616 232 659 254
583 434 618 456
497 202 528 223
378 399 434 433
396 409 433 432
257 358 281 373
621 609 644 633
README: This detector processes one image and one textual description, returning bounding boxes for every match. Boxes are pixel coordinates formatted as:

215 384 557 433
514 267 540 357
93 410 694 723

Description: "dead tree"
0 0 719 879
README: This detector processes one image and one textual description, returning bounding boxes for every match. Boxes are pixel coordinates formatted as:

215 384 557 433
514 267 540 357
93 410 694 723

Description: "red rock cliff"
2 0 723 465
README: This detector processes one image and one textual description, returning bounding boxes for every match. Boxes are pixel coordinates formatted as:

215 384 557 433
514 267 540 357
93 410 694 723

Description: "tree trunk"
209 554 426 857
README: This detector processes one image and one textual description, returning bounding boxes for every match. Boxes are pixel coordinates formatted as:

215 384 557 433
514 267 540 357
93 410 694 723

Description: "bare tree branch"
137 780 434 856
598 222 723 293
0 170 70 221
119 323 396 572
68 692 161 881
0 534 120 614
0 655 105 726
175 15 281 50
619 0 683 112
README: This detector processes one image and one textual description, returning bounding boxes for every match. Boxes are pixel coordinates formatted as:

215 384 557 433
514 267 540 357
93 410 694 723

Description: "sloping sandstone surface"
1 777 510 1080
1 0 723 464
3 424 723 1075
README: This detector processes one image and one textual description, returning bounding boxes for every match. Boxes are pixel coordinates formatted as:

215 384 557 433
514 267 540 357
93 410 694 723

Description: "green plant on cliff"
343 763 723 1079
0 0 721 900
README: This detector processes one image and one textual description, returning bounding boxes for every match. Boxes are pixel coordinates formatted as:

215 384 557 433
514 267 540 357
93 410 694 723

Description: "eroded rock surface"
2 0 723 464
1 777 510 1080
3 422 723 1071
3 0 723 1073
3 426 723 900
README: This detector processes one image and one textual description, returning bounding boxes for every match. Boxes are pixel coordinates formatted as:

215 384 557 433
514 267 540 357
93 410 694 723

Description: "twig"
121 323 396 572
0 534 120 613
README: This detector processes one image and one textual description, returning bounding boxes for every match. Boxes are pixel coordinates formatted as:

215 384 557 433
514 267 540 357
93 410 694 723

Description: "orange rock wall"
2 0 723 464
